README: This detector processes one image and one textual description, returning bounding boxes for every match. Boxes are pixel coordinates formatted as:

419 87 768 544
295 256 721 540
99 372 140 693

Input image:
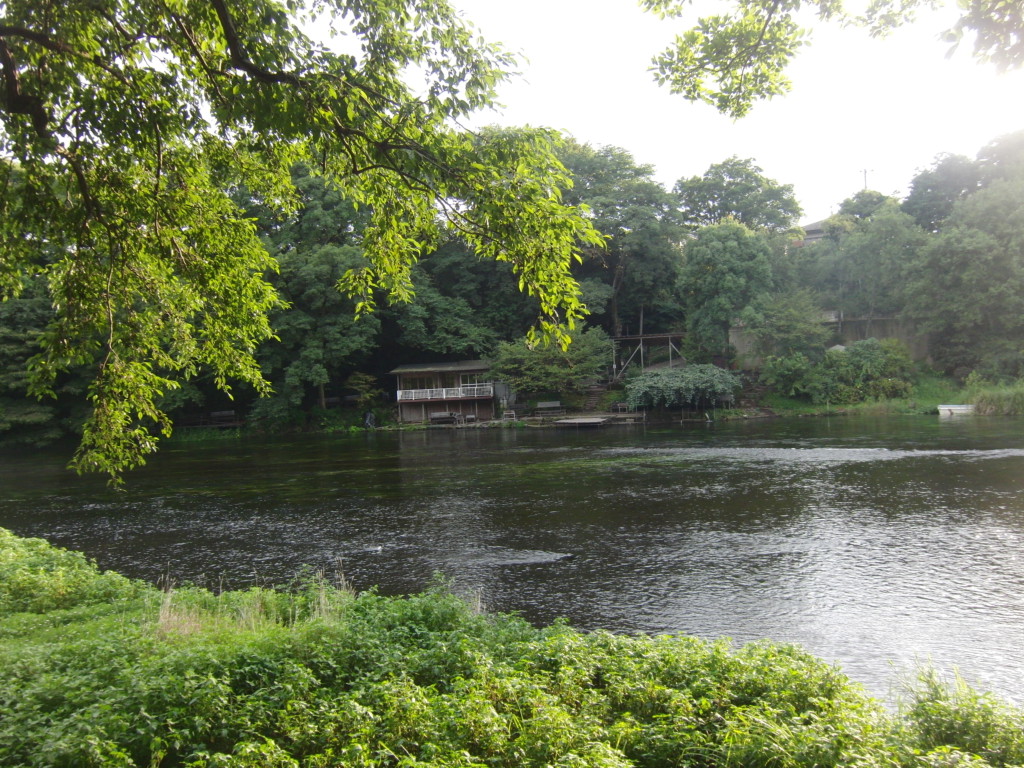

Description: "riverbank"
2 528 1023 768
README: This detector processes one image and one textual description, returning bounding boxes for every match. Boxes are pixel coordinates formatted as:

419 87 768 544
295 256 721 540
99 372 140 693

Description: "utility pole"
861 168 873 190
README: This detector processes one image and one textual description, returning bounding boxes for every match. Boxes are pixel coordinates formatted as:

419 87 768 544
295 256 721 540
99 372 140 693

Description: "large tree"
902 154 982 233
809 199 927 323
675 156 801 233
680 220 773 357
904 176 1024 378
249 168 380 423
560 142 684 337
0 0 601 478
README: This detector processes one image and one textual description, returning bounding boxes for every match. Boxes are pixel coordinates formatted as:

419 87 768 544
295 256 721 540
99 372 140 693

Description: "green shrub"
972 382 1024 416
2 532 1022 768
902 669 1024 767
626 365 741 410
0 528 142 615
761 339 917 406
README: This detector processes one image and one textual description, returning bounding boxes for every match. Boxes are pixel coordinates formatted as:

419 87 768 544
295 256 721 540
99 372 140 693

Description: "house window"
402 375 433 390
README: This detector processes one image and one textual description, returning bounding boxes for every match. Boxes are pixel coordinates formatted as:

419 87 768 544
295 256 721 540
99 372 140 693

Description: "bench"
533 401 565 416
207 410 242 427
429 411 461 424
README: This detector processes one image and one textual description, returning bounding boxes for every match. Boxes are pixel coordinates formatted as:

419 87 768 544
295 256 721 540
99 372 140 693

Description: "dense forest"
2 129 1023 444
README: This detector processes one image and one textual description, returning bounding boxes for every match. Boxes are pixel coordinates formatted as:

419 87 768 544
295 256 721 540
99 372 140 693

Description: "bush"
626 365 741 410
488 326 612 395
902 669 1024 767
761 339 916 406
760 352 818 398
0 528 142 615
972 382 1024 416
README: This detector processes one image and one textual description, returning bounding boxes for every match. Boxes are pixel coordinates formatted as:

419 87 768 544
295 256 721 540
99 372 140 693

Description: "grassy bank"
3 529 1024 768
756 373 968 418
971 383 1024 416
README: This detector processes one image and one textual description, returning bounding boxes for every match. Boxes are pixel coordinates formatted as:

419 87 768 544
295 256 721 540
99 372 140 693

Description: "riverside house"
390 360 508 424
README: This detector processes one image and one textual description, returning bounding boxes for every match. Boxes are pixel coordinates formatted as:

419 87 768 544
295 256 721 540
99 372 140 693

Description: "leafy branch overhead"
0 0 602 479
643 0 1024 117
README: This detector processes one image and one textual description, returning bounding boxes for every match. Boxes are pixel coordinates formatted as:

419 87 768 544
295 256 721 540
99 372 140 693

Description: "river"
2 414 1023 703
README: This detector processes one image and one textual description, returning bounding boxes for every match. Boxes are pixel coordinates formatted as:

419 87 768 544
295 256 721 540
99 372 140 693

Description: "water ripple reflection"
1 416 1023 703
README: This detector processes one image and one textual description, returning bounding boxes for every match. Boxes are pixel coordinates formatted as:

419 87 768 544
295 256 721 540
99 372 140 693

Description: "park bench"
533 401 565 416
429 411 462 424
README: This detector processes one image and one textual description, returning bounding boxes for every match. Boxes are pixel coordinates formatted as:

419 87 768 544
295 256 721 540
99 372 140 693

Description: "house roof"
389 360 490 375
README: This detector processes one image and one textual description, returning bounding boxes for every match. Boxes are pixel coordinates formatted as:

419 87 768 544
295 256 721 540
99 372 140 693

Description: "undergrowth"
2 528 1022 768
971 383 1024 416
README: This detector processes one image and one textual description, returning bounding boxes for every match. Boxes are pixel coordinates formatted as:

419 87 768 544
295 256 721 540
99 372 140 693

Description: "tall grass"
971 383 1024 416
901 668 1024 767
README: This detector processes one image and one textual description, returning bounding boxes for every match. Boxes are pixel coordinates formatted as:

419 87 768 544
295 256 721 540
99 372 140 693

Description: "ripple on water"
2 423 1024 703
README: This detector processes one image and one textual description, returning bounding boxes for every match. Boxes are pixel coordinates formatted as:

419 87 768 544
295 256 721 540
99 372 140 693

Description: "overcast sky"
451 0 1024 224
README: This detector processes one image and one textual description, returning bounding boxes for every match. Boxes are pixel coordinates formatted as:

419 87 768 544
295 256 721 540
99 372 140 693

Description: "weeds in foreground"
3 530 1023 768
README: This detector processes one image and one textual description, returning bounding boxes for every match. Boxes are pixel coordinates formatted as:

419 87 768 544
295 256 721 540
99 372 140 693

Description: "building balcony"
396 384 494 402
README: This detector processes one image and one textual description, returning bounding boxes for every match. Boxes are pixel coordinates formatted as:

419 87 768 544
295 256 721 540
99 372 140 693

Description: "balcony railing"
396 384 494 402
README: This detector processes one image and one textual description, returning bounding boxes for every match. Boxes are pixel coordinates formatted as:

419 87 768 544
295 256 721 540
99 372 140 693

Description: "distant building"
390 360 508 423
792 219 827 246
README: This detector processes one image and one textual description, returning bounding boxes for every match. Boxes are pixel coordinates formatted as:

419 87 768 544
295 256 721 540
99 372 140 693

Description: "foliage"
561 141 685 337
344 372 385 411
762 338 915 405
902 154 982 233
625 365 741 410
250 168 381 425
805 200 927 319
902 176 1024 378
389 237 534 352
3 530 1024 768
488 326 612 395
0 0 602 480
642 0 1024 117
760 352 820 399
0 528 141 615
681 221 773 357
901 668 1024 768
675 156 802 233
747 288 832 358
0 275 84 446
971 382 1024 416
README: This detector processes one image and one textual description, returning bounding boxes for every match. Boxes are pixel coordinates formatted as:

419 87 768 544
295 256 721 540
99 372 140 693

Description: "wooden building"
390 360 507 424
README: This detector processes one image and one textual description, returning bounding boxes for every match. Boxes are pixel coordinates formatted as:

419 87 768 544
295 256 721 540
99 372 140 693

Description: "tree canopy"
675 156 801 233
643 0 1024 116
0 0 602 478
560 142 685 337
681 220 773 356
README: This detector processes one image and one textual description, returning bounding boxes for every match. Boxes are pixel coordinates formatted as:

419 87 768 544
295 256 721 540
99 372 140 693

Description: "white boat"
938 404 974 416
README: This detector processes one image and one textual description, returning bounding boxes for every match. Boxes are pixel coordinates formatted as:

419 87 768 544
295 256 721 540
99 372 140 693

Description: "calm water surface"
2 415 1023 703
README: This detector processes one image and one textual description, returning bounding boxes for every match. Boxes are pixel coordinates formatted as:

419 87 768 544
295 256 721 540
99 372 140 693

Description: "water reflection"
1 415 1023 702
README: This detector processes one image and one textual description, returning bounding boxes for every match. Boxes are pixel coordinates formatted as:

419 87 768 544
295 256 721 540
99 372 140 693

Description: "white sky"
451 0 1024 224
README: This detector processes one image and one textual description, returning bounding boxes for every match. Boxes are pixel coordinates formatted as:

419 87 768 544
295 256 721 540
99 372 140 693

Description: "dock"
553 417 610 427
